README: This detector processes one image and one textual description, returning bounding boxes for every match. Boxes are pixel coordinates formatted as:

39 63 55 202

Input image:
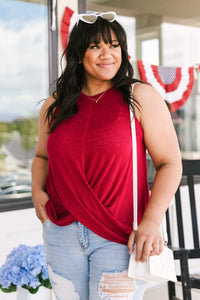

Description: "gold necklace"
85 90 107 103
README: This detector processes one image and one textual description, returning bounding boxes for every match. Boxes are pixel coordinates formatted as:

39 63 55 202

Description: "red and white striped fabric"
137 60 195 112
61 6 78 50
198 65 200 93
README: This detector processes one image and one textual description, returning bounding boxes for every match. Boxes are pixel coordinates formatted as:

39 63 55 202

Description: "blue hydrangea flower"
0 244 52 293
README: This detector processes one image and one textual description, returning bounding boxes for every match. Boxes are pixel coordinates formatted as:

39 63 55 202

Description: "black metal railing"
0 192 33 212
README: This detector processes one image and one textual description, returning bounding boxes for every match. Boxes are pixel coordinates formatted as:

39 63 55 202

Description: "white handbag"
127 108 177 283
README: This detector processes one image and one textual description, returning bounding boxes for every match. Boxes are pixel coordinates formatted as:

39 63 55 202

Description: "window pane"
142 38 159 65
0 0 48 195
162 23 200 158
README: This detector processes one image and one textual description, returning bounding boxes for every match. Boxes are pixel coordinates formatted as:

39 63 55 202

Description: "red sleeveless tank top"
46 87 149 244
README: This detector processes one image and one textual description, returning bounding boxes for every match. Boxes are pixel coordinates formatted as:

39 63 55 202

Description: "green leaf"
41 278 52 289
22 285 40 294
0 284 17 293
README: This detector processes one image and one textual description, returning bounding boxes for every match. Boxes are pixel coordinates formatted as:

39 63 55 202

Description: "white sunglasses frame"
79 11 117 24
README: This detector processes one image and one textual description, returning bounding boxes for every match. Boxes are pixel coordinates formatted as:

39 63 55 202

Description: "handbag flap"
149 247 177 282
128 251 148 278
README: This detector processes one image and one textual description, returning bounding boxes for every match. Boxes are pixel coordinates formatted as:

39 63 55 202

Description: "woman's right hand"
32 190 49 224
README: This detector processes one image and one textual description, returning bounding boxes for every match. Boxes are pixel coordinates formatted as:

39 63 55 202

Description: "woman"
31 12 182 300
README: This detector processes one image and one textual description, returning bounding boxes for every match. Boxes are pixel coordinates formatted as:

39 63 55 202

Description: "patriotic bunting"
137 60 195 112
61 6 78 50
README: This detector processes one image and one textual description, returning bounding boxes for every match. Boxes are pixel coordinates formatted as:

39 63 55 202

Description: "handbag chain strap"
129 87 168 243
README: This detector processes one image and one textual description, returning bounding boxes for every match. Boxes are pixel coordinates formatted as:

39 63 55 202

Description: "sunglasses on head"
79 12 117 24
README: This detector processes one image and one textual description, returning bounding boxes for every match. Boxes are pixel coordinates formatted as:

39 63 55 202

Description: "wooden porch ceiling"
87 0 200 27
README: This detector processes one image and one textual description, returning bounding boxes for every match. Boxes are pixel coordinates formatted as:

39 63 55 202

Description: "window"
0 0 48 208
141 38 159 65
162 23 200 158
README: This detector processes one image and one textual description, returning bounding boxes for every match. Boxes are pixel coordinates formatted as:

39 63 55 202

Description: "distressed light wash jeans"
43 220 146 300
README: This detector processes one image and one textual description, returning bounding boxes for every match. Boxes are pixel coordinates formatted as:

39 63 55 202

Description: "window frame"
0 0 86 212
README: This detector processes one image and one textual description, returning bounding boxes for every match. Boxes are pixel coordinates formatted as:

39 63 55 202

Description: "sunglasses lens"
79 12 116 24
101 12 116 21
81 14 97 23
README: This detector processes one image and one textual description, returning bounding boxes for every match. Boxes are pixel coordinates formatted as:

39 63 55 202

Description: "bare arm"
128 84 182 261
31 96 55 223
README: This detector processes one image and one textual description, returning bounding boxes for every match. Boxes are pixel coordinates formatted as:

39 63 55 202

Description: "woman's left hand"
127 218 163 262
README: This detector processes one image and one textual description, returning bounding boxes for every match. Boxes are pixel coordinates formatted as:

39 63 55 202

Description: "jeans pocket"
42 218 50 227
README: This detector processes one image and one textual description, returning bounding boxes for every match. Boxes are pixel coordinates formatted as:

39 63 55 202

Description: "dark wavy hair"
47 17 140 132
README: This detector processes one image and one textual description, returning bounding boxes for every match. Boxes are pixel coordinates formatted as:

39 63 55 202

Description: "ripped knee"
99 270 135 299
47 264 80 300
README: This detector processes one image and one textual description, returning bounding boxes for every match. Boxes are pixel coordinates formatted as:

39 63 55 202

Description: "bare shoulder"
39 95 56 122
133 83 164 106
40 95 56 114
36 95 56 157
132 83 169 122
